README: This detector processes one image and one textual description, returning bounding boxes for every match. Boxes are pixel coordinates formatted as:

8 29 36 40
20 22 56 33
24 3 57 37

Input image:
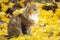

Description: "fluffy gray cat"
8 3 40 38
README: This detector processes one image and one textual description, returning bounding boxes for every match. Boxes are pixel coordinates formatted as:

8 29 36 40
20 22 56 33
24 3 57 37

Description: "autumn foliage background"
0 0 60 40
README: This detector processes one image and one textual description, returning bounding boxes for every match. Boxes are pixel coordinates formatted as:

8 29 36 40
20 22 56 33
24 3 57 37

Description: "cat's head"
23 3 40 23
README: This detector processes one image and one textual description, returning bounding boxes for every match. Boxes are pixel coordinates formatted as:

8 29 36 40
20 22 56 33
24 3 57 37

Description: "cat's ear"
31 3 38 7
31 3 38 9
26 3 31 8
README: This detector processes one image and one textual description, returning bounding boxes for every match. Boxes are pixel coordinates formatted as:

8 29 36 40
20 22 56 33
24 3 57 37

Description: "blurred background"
0 0 60 40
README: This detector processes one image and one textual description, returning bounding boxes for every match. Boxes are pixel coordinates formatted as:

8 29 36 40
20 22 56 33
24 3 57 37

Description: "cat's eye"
33 7 37 11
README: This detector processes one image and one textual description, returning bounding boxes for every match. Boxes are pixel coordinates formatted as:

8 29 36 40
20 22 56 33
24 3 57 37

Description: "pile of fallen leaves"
0 0 60 40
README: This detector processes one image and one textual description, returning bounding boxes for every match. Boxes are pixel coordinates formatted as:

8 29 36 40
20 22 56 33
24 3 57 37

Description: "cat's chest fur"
29 13 39 23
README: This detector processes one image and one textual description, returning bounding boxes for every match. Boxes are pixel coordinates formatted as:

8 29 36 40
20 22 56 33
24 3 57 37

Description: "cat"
7 3 40 39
